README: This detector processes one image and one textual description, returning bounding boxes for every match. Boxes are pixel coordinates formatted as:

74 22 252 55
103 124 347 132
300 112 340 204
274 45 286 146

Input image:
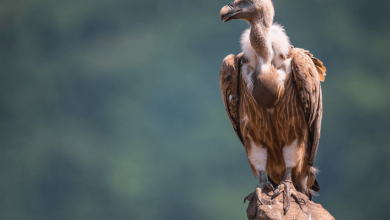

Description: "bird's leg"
244 170 274 204
271 167 306 214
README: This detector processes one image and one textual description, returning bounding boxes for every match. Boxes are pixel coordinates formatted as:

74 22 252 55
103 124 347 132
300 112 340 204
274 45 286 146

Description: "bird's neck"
249 18 273 63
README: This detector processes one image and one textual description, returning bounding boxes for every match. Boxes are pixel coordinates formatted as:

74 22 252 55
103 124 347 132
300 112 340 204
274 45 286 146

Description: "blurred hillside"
0 0 389 219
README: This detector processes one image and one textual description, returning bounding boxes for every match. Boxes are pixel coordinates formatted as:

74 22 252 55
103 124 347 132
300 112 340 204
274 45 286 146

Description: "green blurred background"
1 0 390 219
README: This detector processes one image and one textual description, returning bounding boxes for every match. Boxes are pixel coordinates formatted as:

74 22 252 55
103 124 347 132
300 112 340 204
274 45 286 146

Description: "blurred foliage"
0 0 389 219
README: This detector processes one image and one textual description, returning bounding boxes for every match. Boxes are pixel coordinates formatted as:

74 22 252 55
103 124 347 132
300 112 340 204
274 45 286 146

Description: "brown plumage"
219 0 326 213
219 53 244 145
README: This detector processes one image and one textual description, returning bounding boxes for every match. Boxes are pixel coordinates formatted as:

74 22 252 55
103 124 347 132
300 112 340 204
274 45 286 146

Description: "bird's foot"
244 180 274 205
271 177 306 215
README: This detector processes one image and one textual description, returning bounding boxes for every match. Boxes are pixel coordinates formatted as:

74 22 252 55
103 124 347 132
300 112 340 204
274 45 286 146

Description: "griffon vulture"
218 0 326 214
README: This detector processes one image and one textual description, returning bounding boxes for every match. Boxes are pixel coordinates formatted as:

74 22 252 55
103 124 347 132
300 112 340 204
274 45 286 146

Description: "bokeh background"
1 0 390 219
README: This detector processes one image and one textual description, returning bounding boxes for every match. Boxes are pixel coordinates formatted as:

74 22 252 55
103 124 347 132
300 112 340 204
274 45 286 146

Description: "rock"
246 188 334 220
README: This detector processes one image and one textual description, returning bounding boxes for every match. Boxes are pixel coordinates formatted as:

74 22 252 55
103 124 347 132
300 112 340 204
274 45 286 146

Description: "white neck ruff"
240 23 291 69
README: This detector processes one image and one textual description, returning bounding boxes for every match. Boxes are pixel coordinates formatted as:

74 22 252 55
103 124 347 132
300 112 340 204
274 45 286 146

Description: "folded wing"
290 48 326 167
219 53 245 145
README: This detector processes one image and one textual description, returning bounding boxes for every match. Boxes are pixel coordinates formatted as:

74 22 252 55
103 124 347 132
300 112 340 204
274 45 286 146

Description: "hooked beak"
220 2 243 22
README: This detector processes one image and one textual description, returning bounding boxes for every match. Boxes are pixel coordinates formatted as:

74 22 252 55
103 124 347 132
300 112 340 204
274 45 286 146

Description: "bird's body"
219 0 326 212
239 26 319 191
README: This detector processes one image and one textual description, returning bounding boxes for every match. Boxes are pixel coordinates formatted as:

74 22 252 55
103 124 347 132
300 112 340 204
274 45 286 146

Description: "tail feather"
311 179 320 192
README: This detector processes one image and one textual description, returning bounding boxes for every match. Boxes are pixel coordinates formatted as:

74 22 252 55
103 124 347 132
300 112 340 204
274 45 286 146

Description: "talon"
244 192 254 203
271 191 281 199
291 191 306 206
284 205 290 215
284 203 290 214
255 186 263 205
271 186 283 199
257 197 263 205
283 187 290 215
266 182 275 191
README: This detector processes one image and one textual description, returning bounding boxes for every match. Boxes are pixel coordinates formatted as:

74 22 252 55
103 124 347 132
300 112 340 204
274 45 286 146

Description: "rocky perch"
246 188 334 220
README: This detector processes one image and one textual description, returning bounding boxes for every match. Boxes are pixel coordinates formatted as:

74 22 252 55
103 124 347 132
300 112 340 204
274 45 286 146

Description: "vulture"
218 0 326 214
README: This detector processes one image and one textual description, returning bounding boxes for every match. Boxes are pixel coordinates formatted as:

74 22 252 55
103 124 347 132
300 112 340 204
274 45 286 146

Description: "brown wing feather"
290 48 325 166
304 51 327 82
311 58 326 82
219 53 244 145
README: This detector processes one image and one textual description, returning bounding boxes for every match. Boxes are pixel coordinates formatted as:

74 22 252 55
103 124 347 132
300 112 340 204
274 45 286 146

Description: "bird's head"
219 0 274 24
